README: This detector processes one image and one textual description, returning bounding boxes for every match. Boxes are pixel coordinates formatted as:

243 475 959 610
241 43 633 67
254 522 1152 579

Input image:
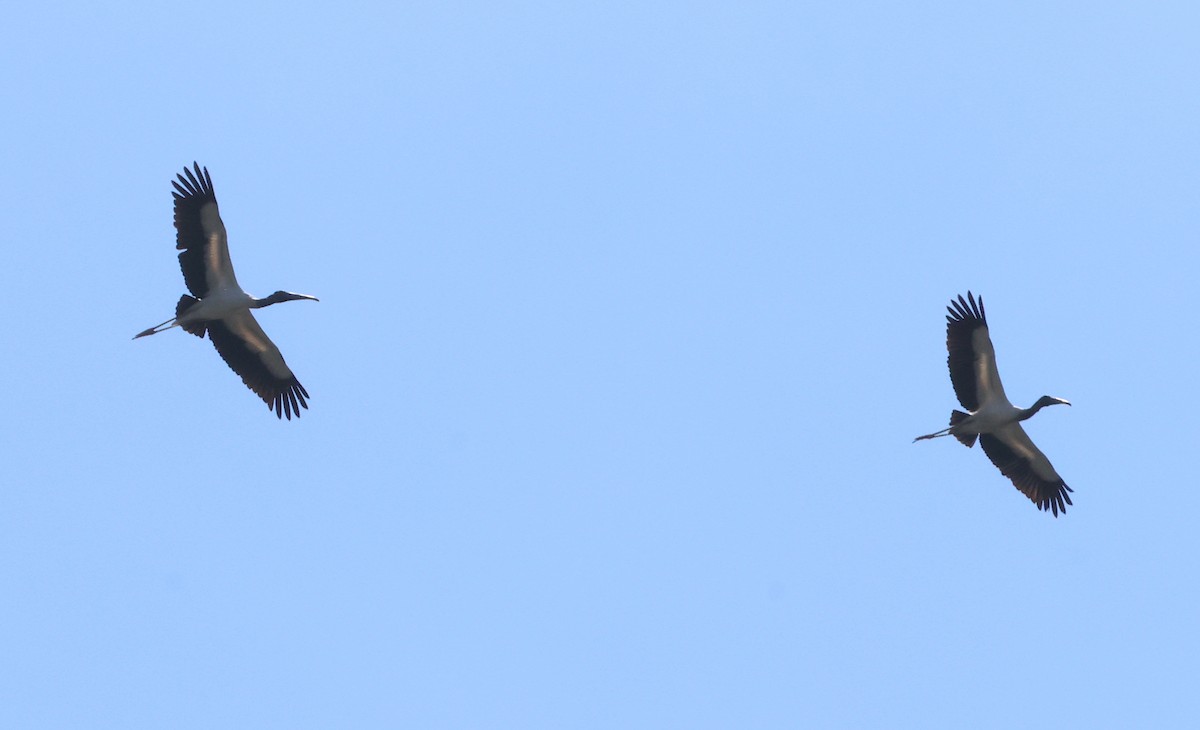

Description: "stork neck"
1017 406 1040 422
1018 398 1056 421
251 292 289 308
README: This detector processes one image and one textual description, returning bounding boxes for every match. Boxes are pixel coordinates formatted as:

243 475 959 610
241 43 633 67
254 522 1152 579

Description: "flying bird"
914 292 1073 516
135 163 318 419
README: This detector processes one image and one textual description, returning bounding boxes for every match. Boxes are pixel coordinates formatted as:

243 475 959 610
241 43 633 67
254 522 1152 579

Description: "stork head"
262 290 320 306
1036 395 1071 408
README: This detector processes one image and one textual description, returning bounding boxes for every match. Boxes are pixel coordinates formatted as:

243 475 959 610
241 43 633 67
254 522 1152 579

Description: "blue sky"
3 2 1199 727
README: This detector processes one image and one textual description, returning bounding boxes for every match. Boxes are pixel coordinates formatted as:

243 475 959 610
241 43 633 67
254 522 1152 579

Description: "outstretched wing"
979 424 1073 517
946 292 1008 411
172 162 240 296
207 309 310 420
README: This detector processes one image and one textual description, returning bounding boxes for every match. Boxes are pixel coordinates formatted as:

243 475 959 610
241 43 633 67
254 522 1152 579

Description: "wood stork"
914 292 1073 516
135 163 318 420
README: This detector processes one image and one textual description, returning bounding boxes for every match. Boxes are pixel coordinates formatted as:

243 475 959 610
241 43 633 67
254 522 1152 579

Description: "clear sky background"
2 2 1198 727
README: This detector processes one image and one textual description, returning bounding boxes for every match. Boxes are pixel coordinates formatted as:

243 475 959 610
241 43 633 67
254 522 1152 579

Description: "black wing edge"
172 162 218 297
206 320 311 420
978 434 1073 517
945 291 987 412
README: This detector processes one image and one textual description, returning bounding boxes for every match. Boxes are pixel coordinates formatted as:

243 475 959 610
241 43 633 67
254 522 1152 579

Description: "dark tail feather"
176 295 206 338
950 410 977 448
